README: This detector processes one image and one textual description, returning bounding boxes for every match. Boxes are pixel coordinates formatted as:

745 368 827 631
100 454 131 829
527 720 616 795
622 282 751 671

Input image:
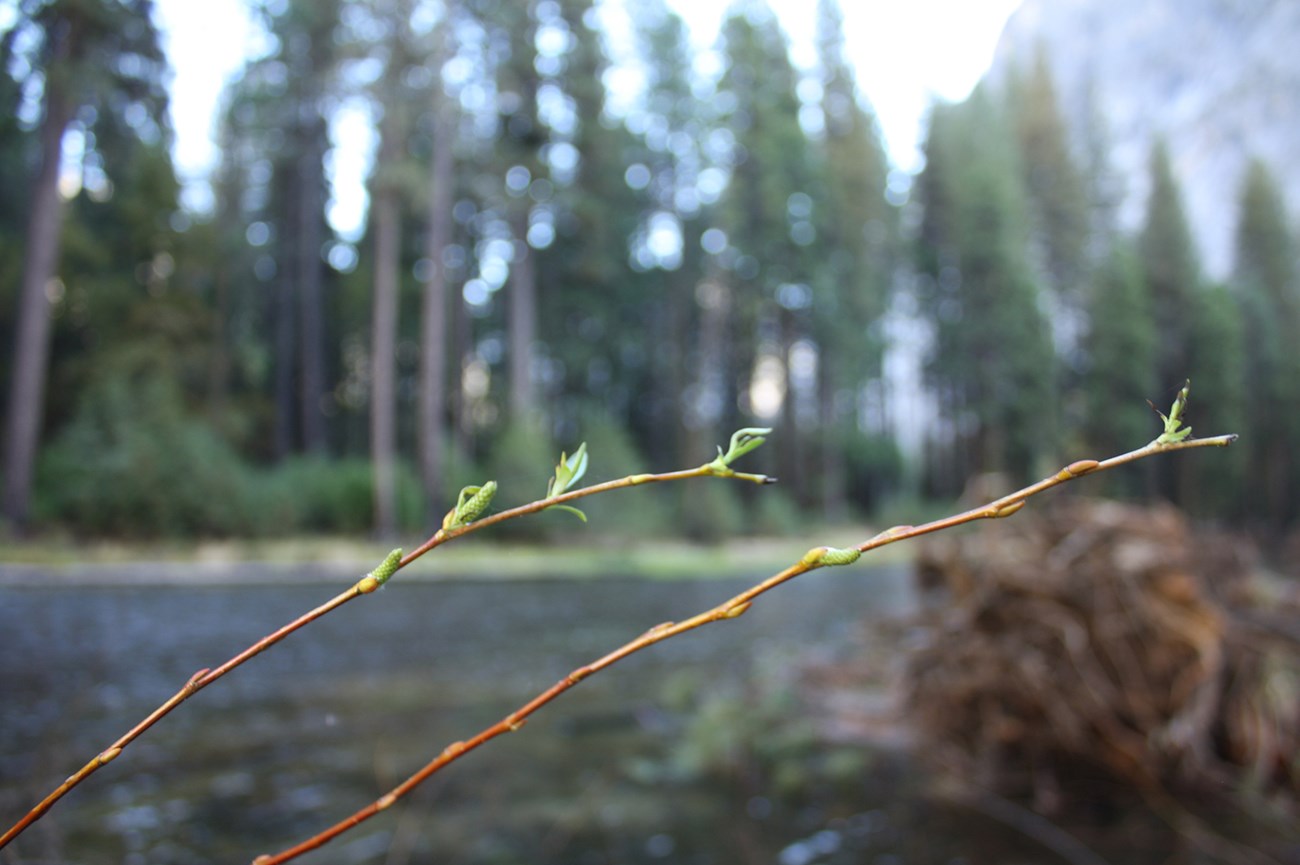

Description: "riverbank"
0 527 911 585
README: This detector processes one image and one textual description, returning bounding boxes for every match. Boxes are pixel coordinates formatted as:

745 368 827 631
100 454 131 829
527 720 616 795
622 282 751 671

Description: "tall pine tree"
1137 139 1198 397
1231 159 1300 525
1084 242 1155 493
1136 139 1200 504
2 0 171 528
914 87 1056 488
715 2 814 490
809 0 894 515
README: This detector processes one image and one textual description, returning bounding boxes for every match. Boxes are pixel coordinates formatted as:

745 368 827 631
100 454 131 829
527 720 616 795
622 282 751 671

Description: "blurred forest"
0 0 1297 541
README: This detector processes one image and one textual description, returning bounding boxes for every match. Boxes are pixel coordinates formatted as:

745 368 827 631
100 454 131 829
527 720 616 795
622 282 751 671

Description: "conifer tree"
914 88 1056 488
216 0 344 458
1005 47 1090 374
488 0 544 422
418 4 459 518
1084 243 1155 493
1137 139 1198 400
539 0 648 431
810 0 894 515
1136 139 1200 504
364 0 423 536
1231 159 1300 525
1 0 171 528
1007 48 1090 300
1186 281 1247 518
715 2 815 490
626 0 705 468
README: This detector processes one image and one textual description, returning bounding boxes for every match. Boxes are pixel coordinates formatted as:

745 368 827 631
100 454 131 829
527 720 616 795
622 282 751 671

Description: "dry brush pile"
906 497 1299 809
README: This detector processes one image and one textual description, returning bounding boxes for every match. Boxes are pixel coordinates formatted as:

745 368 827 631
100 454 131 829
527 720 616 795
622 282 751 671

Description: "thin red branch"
251 434 1236 865
0 463 767 850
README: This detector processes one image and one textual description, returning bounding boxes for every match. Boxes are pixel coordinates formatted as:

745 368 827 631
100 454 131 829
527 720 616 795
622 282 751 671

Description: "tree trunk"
371 184 400 537
274 245 296 459
208 262 231 425
777 311 802 503
2 62 72 530
419 14 455 514
508 207 536 421
297 130 327 454
817 350 847 521
451 282 472 458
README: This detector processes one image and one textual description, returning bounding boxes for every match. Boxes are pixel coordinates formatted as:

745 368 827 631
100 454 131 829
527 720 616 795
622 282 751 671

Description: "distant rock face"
990 0 1300 277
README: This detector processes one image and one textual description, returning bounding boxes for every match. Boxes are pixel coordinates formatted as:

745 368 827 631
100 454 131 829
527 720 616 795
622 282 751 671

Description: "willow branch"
251 433 1236 865
0 462 771 850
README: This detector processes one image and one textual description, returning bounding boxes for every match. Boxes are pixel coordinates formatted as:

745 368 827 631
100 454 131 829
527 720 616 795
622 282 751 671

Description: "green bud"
818 547 861 567
444 481 498 529
357 548 403 594
370 548 403 584
708 427 773 473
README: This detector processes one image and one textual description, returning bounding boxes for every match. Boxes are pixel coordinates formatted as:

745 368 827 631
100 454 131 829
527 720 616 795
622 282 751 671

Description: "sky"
150 0 1024 238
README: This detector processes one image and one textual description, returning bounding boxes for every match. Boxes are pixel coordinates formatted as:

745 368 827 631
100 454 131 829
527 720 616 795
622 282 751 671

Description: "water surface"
2 566 938 864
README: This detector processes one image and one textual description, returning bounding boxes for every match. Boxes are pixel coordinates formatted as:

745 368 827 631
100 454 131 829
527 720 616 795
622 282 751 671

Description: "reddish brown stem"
251 434 1236 865
0 463 765 850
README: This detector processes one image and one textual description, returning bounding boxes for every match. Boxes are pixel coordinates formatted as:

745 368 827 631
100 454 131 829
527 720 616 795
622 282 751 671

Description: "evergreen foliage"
1007 48 1090 303
0 0 1288 536
1186 281 1247 518
1231 160 1300 525
914 87 1057 489
1135 140 1203 505
809 0 894 516
1137 140 1200 398
1084 242 1156 492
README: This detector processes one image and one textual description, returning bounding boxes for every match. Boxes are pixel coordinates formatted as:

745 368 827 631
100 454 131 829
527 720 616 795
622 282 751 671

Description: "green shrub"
560 409 674 540
748 486 807 536
251 457 375 536
37 370 255 537
675 479 745 544
482 420 559 540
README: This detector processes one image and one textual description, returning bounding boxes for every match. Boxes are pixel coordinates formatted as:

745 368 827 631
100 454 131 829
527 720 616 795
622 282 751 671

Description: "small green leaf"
549 504 588 523
708 427 772 472
547 442 589 497
544 443 591 523
1153 380 1193 445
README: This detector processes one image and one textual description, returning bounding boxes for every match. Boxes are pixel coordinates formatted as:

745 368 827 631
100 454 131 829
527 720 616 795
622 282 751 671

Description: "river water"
0 565 959 865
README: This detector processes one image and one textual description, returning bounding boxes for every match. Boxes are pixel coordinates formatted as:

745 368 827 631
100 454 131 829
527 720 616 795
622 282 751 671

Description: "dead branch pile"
905 498 1299 804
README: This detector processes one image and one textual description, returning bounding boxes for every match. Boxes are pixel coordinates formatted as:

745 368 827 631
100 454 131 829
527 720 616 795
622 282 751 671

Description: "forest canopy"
1 0 1296 538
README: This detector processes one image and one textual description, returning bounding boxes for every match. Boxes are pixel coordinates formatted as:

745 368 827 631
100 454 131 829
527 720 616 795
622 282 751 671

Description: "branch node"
875 524 914 541
504 714 527 732
801 546 829 566
443 482 498 530
990 501 1026 519
185 668 210 692
443 741 466 758
723 601 752 619
97 747 122 765
375 794 397 812
1064 459 1100 477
